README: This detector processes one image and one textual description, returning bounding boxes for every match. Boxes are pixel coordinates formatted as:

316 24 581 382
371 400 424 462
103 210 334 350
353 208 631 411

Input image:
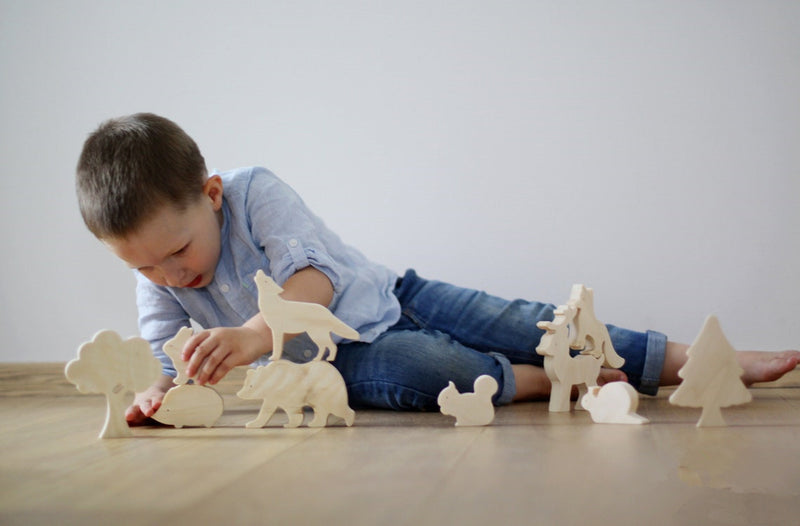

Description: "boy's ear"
203 175 224 211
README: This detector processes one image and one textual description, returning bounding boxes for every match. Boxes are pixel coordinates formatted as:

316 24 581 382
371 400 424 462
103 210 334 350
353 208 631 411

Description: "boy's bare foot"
511 349 799 402
738 350 800 386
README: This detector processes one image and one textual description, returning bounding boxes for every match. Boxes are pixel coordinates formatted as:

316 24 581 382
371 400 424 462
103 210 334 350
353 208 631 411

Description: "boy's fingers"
183 331 211 360
125 405 140 422
125 404 146 424
141 399 155 417
142 398 162 417
197 347 229 385
185 334 215 377
208 356 235 385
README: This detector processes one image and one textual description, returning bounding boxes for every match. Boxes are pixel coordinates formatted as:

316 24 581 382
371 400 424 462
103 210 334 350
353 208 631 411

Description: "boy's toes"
742 352 799 386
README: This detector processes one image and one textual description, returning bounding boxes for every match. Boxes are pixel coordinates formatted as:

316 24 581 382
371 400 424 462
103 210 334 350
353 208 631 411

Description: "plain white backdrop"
1 1 798 362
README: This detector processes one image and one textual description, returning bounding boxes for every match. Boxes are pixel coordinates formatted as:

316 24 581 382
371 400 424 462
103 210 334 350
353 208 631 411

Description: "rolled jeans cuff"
489 351 516 405
639 330 667 396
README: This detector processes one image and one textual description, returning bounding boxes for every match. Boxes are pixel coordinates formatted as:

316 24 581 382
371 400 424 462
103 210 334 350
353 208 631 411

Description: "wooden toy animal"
580 381 649 424
437 375 498 426
536 305 602 412
254 270 360 361
152 384 224 428
162 326 193 385
568 284 625 368
237 360 355 428
65 330 162 438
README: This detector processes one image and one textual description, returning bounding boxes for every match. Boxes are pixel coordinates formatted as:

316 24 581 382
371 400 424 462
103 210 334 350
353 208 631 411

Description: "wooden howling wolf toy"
254 269 360 361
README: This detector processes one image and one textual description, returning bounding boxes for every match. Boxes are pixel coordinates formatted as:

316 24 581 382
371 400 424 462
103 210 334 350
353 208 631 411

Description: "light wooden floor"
2 364 799 526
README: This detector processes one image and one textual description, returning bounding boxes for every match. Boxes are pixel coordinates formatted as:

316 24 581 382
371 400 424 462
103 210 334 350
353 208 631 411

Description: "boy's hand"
183 327 266 385
125 378 173 425
179 268 332 385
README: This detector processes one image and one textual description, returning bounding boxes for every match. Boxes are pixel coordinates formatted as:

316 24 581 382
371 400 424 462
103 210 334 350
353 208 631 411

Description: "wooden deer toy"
536 305 603 412
254 270 360 361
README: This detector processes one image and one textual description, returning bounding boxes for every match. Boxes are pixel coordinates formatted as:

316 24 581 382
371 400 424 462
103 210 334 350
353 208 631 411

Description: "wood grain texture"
0 363 250 396
2 363 799 525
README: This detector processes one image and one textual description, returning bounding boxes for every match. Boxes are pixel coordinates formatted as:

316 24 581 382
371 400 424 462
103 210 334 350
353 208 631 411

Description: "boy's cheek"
140 270 167 287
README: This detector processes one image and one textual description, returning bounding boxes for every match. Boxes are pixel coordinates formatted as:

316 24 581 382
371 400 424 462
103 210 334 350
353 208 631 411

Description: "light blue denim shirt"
136 166 401 376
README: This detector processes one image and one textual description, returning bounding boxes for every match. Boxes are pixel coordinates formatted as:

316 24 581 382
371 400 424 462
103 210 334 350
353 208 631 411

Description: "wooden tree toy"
437 375 498 426
152 326 224 428
237 360 355 428
567 284 625 368
669 315 752 427
580 382 649 425
254 270 360 361
536 305 603 412
65 330 161 438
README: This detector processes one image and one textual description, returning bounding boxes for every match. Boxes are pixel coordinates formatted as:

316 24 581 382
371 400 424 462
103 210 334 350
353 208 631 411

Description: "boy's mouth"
185 275 203 288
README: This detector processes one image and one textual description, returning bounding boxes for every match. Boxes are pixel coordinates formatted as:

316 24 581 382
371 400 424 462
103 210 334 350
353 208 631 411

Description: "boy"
76 113 799 425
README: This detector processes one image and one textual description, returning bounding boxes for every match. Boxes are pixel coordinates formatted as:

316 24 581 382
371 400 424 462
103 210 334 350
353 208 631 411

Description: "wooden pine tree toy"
669 315 752 427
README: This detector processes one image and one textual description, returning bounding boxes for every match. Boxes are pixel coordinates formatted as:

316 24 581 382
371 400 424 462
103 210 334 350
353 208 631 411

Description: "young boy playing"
76 113 800 425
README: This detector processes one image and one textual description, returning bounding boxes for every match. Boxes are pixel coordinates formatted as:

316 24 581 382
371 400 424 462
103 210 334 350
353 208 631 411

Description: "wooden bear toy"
237 360 355 428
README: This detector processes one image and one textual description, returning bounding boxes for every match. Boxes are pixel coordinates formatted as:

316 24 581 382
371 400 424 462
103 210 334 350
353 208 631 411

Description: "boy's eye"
174 244 189 256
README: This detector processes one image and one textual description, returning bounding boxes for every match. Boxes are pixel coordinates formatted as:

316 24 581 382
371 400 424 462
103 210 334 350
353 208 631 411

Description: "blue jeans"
282 270 667 411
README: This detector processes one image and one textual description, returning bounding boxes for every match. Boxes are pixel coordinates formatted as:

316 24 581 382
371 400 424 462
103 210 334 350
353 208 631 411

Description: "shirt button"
303 349 313 359
220 284 230 293
289 239 299 248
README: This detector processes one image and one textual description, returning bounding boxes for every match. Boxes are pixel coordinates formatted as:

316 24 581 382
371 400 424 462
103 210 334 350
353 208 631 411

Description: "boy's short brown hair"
76 113 207 239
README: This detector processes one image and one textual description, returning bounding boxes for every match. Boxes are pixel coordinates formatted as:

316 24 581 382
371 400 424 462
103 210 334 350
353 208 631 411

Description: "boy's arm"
183 266 335 385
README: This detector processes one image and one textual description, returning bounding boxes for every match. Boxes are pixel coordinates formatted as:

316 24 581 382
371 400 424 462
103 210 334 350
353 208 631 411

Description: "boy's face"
103 176 224 289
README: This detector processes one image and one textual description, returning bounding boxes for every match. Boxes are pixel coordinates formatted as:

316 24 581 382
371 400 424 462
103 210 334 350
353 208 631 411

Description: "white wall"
1 1 798 362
